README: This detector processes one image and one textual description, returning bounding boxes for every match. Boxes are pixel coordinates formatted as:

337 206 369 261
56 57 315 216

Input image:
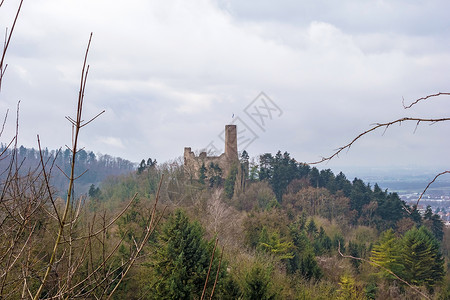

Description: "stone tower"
225 124 238 161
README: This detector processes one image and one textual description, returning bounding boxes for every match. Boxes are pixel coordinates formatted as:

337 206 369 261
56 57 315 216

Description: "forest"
2 144 450 299
0 144 135 196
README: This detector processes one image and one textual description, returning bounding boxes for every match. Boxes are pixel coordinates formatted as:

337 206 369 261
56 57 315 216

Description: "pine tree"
401 226 444 290
370 229 404 280
242 263 276 300
198 163 207 185
148 209 225 299
337 275 362 300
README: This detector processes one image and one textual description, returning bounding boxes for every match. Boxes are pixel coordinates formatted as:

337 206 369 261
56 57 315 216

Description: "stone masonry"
184 125 238 179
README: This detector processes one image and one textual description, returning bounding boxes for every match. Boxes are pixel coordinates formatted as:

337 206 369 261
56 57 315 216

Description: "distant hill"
0 144 136 196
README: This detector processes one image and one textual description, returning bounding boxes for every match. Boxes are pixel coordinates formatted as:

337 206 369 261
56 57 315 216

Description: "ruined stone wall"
184 125 239 179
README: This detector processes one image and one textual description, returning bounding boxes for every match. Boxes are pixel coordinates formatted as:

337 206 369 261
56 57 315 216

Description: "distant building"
184 125 239 179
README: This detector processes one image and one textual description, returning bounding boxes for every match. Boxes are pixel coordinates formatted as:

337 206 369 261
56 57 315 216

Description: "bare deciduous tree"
1 4 164 297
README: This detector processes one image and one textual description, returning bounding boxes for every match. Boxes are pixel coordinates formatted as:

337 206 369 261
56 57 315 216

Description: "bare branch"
309 117 450 165
210 245 224 300
0 0 23 89
80 110 106 128
201 237 218 300
65 193 138 243
413 171 450 210
37 135 62 226
0 108 8 137
403 92 450 109
33 33 94 300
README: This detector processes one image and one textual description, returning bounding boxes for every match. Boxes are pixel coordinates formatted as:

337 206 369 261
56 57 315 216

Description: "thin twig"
33 33 93 300
201 237 218 300
210 245 224 300
0 0 24 89
413 171 450 209
64 193 138 243
37 135 62 226
403 92 450 109
0 108 8 137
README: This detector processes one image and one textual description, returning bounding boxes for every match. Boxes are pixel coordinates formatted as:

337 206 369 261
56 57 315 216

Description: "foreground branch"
410 171 450 212
33 33 94 300
0 0 24 90
309 117 450 165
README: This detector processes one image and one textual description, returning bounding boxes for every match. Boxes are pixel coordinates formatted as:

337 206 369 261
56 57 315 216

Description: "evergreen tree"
88 184 102 199
334 172 352 197
258 153 273 181
137 159 146 174
198 163 207 185
401 226 444 290
423 206 444 241
337 275 362 300
350 178 372 219
314 226 332 255
430 214 444 241
288 225 323 280
240 150 250 178
370 229 404 280
306 218 318 238
148 209 225 299
258 230 295 260
208 162 223 187
424 205 433 220
224 164 238 199
347 241 365 272
242 263 276 300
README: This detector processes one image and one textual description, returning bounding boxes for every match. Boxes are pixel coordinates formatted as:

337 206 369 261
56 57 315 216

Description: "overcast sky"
1 0 449 176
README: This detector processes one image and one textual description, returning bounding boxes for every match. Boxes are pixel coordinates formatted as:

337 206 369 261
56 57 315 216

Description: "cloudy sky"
1 0 450 175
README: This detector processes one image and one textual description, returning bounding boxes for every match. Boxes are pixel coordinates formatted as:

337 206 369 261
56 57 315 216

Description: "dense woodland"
3 144 449 299
0 144 135 196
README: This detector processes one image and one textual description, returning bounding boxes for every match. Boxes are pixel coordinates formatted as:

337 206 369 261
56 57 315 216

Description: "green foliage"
224 163 238 199
137 159 146 174
295 279 339 300
242 263 276 300
370 229 404 280
423 205 444 241
208 162 223 188
88 184 102 199
259 151 309 203
337 275 362 300
401 226 444 290
371 226 444 292
288 224 323 280
364 282 377 300
240 150 250 180
198 163 207 185
347 240 367 272
306 219 318 238
313 226 332 255
137 157 157 174
258 228 295 260
147 209 226 299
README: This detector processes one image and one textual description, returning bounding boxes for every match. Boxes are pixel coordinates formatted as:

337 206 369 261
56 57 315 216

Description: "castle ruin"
184 125 238 179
